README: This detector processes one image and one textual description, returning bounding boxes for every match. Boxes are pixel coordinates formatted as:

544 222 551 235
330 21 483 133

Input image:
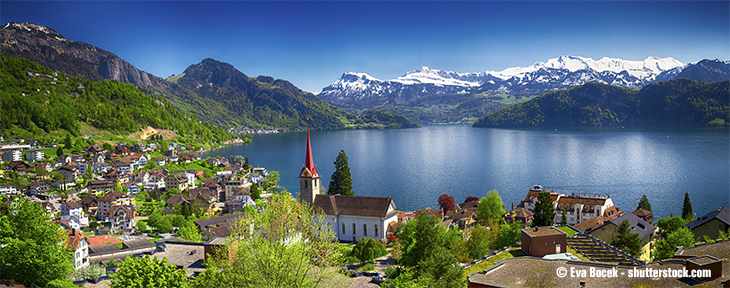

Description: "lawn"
462 247 526 279
557 226 579 237
567 246 591 261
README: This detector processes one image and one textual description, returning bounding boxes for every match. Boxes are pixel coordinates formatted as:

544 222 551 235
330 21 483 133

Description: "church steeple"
299 124 322 205
299 124 320 179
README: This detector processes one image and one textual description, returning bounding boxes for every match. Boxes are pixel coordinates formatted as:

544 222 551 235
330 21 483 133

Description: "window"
342 223 346 234
353 223 356 235
375 224 378 236
364 224 368 236
304 181 307 188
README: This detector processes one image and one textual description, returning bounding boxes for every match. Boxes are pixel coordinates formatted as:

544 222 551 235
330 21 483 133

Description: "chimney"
511 202 514 210
579 280 586 287
534 227 539 232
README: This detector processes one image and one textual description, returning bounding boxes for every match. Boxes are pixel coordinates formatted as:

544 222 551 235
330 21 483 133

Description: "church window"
364 224 367 236
353 223 356 235
342 223 345 234
304 181 307 188
375 224 378 236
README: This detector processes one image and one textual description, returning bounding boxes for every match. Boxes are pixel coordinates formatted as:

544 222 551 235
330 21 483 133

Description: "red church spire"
299 124 320 179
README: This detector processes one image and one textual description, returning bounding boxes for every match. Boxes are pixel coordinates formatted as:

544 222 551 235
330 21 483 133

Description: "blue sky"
2 1 728 93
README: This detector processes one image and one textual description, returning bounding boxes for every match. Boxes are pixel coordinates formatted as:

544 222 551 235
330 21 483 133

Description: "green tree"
636 194 652 212
63 134 72 149
267 171 280 189
611 220 643 257
497 222 522 249
532 191 555 227
327 150 353 196
177 220 202 242
181 203 192 218
56 145 64 157
75 263 106 280
561 207 568 225
465 225 492 259
656 216 686 232
477 190 506 224
114 182 124 192
0 197 74 287
682 192 693 221
653 227 696 261
250 183 261 201
136 220 148 233
102 142 112 151
243 156 249 169
109 255 190 288
194 193 350 288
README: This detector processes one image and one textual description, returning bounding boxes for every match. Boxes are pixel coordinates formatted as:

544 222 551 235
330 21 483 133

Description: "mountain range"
0 22 419 131
319 56 730 124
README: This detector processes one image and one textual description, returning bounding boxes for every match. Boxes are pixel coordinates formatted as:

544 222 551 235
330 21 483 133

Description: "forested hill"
0 22 419 131
473 79 730 128
0 53 235 144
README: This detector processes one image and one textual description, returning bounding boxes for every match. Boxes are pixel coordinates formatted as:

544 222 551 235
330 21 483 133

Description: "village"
1 130 729 288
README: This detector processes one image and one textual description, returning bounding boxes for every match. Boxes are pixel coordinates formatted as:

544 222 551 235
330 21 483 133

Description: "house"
84 145 105 154
123 182 140 195
172 170 197 189
52 179 75 190
8 161 31 173
503 207 534 226
96 191 134 220
521 226 567 257
65 229 89 270
91 153 105 164
517 186 622 225
87 180 114 194
60 201 89 230
632 208 655 224
685 206 730 241
2 150 21 162
587 212 657 261
458 200 480 213
398 211 417 223
71 154 85 163
223 179 246 201
194 213 249 241
179 151 200 163
0 184 18 196
252 167 267 177
114 145 133 156
29 182 51 196
57 165 80 181
167 193 190 209
202 178 223 202
313 195 399 242
207 156 229 168
189 188 216 216
74 162 89 176
165 173 188 192
151 157 166 166
36 161 53 173
58 155 73 164
82 195 98 210
451 209 477 229
105 205 136 234
24 150 44 162
224 187 255 213
93 162 111 174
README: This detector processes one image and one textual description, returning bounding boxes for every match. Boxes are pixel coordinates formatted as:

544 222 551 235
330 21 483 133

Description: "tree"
114 182 124 192
177 220 202 242
465 225 492 259
0 197 74 287
102 142 113 151
243 156 249 169
136 221 148 233
497 222 522 249
327 150 353 196
477 190 506 224
561 207 567 225
267 171 280 189
532 191 555 227
437 194 456 215
653 227 696 261
180 203 192 218
636 194 652 212
75 263 106 280
194 193 351 288
611 220 643 257
682 192 693 221
109 255 190 288
56 146 64 157
63 134 72 149
250 183 261 201
656 216 686 232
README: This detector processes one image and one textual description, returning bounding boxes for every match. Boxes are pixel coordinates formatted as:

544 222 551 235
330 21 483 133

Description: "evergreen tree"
653 227 696 261
63 134 72 149
637 194 652 211
561 207 568 225
328 150 353 196
250 183 261 201
611 220 643 257
243 157 249 169
532 191 555 227
682 192 693 221
56 146 63 157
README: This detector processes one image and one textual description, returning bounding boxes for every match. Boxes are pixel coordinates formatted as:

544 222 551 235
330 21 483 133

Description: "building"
96 191 134 220
685 206 730 241
503 207 534 226
518 186 622 226
298 126 322 206
587 212 656 261
105 205 136 234
313 195 399 242
57 165 80 181
65 229 89 270
521 226 567 257
60 201 89 230
2 150 21 162
87 180 114 194
194 213 249 241
632 208 655 223
24 150 44 162
0 184 18 196
165 173 189 192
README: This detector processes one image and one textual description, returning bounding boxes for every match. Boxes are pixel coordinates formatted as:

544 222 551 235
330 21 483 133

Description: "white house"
65 229 89 270
105 205 136 234
60 201 89 230
312 195 399 242
518 186 622 226
0 184 18 195
24 150 44 162
2 150 21 162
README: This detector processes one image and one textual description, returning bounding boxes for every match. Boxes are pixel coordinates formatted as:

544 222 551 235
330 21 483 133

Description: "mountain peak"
1 22 66 41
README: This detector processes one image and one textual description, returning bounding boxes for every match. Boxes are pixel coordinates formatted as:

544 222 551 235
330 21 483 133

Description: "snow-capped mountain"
319 56 686 109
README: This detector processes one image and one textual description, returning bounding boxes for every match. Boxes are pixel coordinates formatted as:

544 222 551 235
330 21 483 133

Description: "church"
298 126 399 242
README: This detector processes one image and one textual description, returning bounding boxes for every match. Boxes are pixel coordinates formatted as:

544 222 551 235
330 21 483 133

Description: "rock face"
1 21 155 87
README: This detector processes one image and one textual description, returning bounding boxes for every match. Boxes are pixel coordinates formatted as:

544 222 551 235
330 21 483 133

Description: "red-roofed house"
65 229 89 269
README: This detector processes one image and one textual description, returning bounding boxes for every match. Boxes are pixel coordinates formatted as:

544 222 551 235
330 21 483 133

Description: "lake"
204 126 730 220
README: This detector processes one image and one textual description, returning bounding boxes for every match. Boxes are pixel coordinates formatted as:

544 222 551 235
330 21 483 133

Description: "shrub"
75 264 106 280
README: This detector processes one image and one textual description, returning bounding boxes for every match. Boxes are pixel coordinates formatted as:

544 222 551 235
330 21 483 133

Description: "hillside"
0 22 418 131
472 79 730 128
0 53 235 145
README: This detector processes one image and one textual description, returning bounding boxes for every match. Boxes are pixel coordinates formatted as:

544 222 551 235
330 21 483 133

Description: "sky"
2 1 728 93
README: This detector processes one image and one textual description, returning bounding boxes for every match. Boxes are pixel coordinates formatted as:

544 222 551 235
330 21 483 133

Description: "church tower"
299 125 321 206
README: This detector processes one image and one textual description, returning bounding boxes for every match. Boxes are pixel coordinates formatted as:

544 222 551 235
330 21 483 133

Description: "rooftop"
522 226 565 237
153 242 206 276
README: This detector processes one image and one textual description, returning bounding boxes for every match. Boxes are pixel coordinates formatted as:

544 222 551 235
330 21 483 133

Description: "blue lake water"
204 126 730 220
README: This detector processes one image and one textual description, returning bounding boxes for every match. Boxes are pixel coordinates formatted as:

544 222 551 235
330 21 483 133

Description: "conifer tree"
532 191 555 227
328 150 353 196
250 182 261 201
637 194 652 211
682 192 693 221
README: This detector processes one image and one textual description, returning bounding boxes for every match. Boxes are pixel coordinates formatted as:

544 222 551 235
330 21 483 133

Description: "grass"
113 243 123 248
462 247 526 279
567 246 591 261
557 226 579 237
166 73 185 83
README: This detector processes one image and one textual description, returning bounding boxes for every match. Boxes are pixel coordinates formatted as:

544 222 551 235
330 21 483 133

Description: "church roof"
299 125 320 179
312 195 398 218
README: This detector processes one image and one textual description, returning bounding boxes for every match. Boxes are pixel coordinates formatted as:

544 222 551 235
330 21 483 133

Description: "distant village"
1 132 729 288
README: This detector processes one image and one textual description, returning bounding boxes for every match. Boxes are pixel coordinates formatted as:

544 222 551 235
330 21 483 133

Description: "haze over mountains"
320 56 730 124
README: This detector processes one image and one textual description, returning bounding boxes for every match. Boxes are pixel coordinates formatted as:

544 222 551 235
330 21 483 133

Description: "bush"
361 263 374 272
75 264 106 280
106 259 118 267
46 279 78 288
